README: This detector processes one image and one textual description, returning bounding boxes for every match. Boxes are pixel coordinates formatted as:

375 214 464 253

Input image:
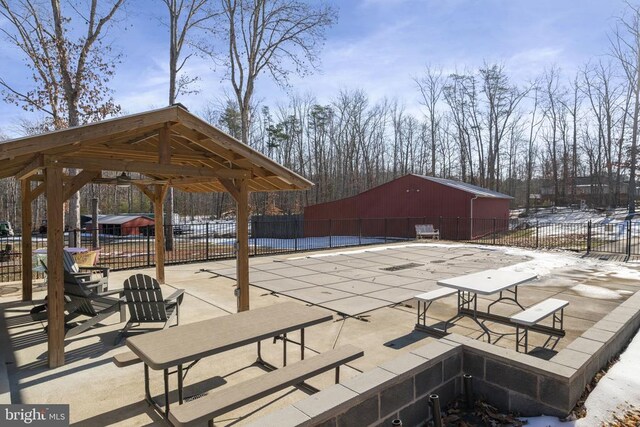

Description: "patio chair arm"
78 266 109 276
99 288 125 298
164 289 185 305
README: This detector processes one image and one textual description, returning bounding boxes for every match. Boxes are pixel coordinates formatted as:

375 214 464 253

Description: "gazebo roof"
0 104 312 193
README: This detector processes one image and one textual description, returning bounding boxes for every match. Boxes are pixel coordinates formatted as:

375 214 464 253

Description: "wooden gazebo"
0 105 312 368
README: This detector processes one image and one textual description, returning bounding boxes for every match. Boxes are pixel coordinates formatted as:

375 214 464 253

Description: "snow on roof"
416 175 513 199
86 214 153 225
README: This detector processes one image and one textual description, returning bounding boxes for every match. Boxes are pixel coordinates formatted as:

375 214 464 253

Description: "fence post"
536 221 539 248
456 217 460 240
627 220 632 260
205 223 210 260
146 227 151 267
407 217 410 240
493 218 496 245
294 218 298 252
358 219 362 245
384 218 388 243
439 216 442 239
586 220 591 254
329 219 333 248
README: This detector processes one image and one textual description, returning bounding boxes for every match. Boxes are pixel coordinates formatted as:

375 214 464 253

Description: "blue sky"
0 0 630 136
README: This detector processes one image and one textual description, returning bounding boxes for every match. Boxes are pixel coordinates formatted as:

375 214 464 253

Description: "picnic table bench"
121 301 334 419
511 298 568 353
168 344 363 427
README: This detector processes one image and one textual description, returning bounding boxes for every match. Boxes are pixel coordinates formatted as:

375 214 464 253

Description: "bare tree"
611 1 640 214
209 0 336 146
415 66 444 175
161 0 216 250
0 0 126 234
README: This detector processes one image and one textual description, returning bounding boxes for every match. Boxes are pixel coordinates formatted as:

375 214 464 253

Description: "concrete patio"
1 242 638 425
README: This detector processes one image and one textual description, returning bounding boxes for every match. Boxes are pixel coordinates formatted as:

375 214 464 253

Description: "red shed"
85 214 155 236
304 174 512 239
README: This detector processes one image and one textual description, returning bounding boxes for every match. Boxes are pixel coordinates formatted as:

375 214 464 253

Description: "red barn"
304 174 512 239
85 214 155 236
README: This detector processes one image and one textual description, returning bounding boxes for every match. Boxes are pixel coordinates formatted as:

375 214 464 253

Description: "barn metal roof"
85 214 153 225
416 175 513 199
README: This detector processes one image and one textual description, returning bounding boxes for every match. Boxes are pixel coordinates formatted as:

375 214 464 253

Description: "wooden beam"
132 183 157 201
235 179 250 312
159 123 171 164
44 156 250 180
15 154 43 180
45 167 65 368
154 184 167 284
63 170 101 201
31 182 45 199
0 106 179 161
219 178 241 202
177 109 313 190
21 180 32 301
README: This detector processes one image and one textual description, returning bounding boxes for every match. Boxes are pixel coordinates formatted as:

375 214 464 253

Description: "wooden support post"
21 180 33 301
45 167 65 368
154 185 168 284
91 198 99 249
236 180 250 312
220 178 250 312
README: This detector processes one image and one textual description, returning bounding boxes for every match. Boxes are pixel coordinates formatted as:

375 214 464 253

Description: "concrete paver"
0 241 637 425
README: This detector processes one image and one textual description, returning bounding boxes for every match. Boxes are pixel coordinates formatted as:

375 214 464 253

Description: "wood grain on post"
20 179 32 301
46 167 65 368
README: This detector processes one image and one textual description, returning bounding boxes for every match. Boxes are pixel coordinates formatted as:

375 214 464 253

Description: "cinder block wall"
250 291 640 426
247 340 464 427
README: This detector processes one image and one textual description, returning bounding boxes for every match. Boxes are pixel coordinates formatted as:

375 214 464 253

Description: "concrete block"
581 328 615 344
375 413 400 427
398 394 431 427
610 306 638 320
539 376 570 410
566 337 604 356
432 377 458 408
473 379 509 410
341 367 397 396
415 361 443 397
592 318 625 333
462 351 485 379
620 292 640 309
380 377 414 415
444 351 462 379
337 396 379 427
485 359 538 399
602 311 634 327
244 405 311 427
569 372 586 405
313 419 337 427
551 348 592 370
508 390 567 418
294 384 358 419
410 339 460 361
379 352 429 376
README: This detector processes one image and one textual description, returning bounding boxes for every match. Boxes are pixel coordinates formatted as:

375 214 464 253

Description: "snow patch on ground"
522 328 640 426
571 284 624 300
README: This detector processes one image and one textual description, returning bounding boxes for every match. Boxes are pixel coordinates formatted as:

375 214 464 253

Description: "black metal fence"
0 217 636 283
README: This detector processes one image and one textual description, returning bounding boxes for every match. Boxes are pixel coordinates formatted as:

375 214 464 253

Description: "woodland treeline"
2 1 640 230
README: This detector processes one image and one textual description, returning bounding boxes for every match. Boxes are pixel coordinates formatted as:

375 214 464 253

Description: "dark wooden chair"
63 250 109 292
117 274 184 343
30 259 125 338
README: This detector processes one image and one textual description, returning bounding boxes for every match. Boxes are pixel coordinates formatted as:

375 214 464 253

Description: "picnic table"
125 301 333 418
437 269 537 343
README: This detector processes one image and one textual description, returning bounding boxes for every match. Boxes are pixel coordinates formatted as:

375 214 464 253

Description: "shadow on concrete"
383 330 430 349
73 376 227 427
